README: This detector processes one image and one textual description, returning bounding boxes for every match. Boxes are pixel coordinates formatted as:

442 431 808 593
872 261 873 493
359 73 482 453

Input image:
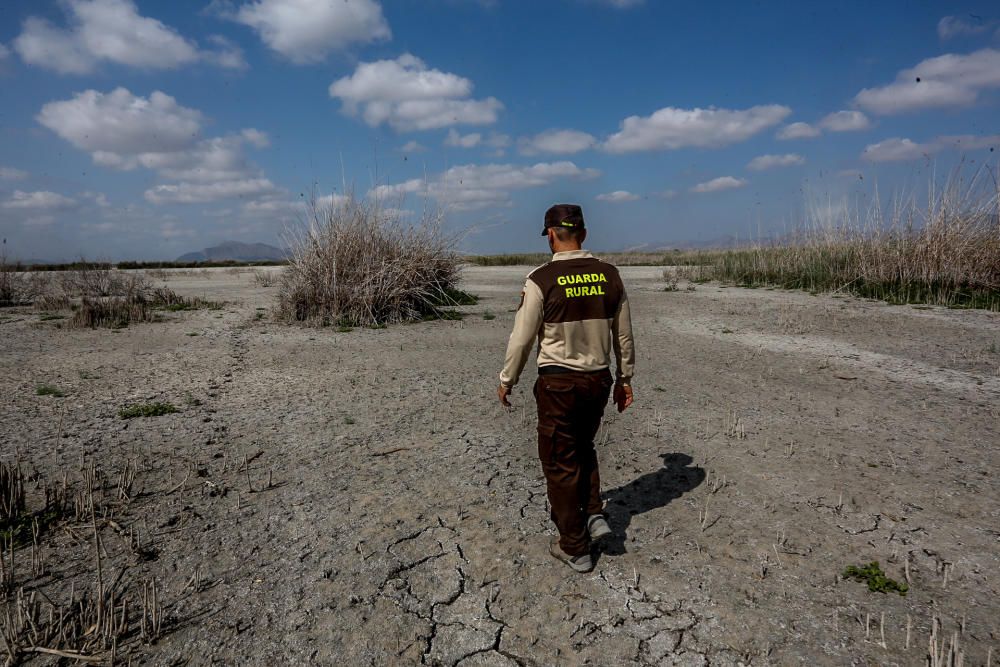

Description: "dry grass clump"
673 172 1000 310
0 244 35 308
16 262 224 328
69 295 153 329
276 195 472 326
253 269 276 287
57 264 145 298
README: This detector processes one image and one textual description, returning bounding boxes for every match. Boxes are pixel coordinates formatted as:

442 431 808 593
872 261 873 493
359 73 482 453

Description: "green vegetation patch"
119 401 179 419
427 287 478 307
36 384 65 397
842 561 908 595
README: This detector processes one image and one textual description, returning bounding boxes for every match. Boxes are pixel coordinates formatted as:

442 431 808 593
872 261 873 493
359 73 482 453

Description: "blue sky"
0 0 998 260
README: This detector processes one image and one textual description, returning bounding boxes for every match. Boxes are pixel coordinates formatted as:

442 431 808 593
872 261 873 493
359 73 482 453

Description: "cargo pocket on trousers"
539 379 576 420
536 423 557 466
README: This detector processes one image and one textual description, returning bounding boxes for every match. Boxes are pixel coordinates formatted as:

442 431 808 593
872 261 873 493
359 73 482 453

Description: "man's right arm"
499 279 544 388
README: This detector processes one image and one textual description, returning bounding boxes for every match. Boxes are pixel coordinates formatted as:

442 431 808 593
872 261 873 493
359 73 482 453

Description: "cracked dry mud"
2 265 999 665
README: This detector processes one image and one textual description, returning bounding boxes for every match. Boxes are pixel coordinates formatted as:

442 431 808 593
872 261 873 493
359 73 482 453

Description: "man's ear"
579 229 587 244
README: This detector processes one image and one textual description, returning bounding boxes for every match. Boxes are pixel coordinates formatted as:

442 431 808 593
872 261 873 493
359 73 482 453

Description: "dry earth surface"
2 264 999 666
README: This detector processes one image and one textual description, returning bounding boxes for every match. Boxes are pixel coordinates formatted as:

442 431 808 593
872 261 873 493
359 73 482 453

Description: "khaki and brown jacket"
500 250 635 387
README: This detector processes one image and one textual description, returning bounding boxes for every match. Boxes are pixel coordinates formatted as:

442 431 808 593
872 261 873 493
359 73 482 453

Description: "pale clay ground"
1 264 998 666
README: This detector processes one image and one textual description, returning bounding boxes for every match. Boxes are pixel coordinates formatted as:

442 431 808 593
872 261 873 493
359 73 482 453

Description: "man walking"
497 204 635 573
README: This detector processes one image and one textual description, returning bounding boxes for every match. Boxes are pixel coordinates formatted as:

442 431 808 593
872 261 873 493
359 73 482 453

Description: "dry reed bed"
276 196 471 327
671 176 1000 309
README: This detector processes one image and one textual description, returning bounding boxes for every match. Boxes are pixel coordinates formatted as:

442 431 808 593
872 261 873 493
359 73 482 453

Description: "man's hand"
498 383 513 408
613 383 633 413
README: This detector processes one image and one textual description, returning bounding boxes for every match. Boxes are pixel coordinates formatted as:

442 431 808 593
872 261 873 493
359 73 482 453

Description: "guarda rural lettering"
557 272 608 298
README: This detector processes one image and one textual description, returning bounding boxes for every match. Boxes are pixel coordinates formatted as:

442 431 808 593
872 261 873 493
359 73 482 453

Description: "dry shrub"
253 269 276 287
0 246 35 307
276 195 468 326
673 170 1000 309
69 295 152 329
58 264 147 298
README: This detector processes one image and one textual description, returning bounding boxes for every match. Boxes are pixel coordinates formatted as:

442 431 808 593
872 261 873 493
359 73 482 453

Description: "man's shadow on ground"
600 453 705 556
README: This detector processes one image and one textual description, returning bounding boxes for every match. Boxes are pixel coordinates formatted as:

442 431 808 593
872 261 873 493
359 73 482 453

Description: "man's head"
543 203 587 252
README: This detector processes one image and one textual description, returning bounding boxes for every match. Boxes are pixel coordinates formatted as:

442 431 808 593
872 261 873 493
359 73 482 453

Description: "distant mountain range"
176 241 288 263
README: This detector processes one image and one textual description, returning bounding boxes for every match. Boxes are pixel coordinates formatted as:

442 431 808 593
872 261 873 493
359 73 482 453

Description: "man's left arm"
611 285 635 412
498 280 544 406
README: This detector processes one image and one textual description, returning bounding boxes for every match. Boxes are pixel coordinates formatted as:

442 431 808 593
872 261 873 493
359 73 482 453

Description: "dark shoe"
549 537 593 573
587 514 612 541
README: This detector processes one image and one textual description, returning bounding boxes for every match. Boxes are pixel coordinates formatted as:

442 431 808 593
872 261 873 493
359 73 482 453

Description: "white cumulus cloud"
818 110 870 132
518 129 596 155
329 54 502 132
691 176 747 194
0 167 28 181
596 190 639 202
445 129 482 148
746 154 805 171
603 105 790 153
38 88 204 160
371 161 599 211
399 140 426 153
231 0 390 63
3 190 77 210
13 0 244 74
776 122 821 140
38 88 279 205
937 15 995 40
144 178 280 204
854 48 1000 114
0 43 9 61
861 134 1000 162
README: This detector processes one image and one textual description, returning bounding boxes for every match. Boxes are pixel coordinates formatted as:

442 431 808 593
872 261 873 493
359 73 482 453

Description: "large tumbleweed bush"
674 169 1000 309
277 196 470 326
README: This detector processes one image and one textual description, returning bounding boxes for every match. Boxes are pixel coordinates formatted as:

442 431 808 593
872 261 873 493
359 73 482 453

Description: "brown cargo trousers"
533 369 614 556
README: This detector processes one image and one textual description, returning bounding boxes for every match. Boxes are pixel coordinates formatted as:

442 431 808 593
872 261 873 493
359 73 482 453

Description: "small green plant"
118 402 179 419
186 332 199 336
39 313 65 321
483 310 496 320
78 370 100 380
36 384 65 397
183 392 201 407
427 288 478 307
842 561 908 595
336 325 353 333
344 416 356 425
